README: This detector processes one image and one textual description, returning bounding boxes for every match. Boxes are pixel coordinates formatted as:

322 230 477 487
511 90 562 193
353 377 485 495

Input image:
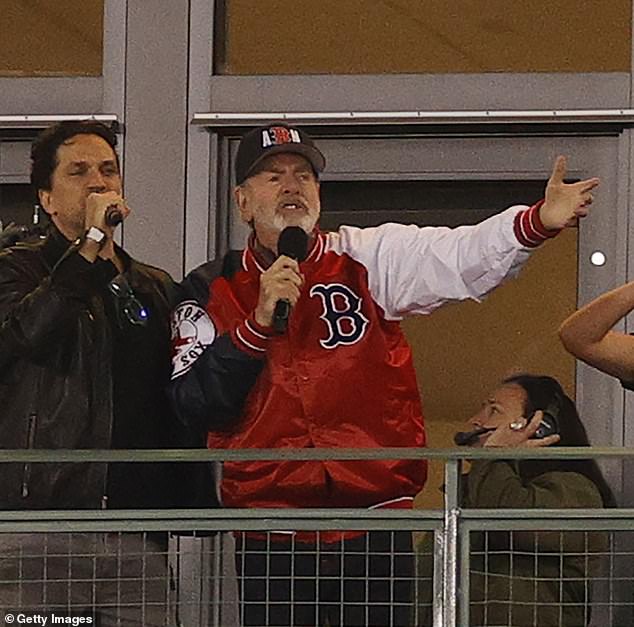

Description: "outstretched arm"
559 282 634 381
333 156 600 320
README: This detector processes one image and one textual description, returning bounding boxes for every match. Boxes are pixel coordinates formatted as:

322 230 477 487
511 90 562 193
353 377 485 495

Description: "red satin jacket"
169 204 552 518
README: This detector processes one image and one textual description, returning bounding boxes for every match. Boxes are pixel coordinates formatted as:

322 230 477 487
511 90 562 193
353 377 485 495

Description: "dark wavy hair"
503 374 616 507
30 121 119 194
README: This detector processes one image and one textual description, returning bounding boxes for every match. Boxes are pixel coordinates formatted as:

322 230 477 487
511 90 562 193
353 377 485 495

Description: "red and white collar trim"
242 230 326 274
241 246 265 273
305 230 325 263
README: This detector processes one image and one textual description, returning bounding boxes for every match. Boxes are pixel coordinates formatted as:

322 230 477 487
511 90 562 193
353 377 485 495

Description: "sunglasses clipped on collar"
108 275 149 327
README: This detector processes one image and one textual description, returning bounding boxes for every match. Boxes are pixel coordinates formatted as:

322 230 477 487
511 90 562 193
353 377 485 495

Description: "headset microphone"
453 427 497 446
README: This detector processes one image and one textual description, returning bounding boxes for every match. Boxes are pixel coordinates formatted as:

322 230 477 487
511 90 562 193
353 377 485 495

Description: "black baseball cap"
235 124 326 185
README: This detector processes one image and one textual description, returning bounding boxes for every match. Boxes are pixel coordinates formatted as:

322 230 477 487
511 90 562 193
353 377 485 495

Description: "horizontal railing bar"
0 508 625 522
0 508 443 522
461 508 634 520
0 447 631 462
462 519 634 532
0 520 441 533
0 509 443 533
2 508 634 532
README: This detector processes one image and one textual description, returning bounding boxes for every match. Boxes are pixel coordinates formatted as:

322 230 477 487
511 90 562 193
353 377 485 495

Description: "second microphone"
273 226 309 334
105 206 124 227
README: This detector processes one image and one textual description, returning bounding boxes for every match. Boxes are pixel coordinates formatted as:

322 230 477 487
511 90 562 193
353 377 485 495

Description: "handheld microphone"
105 206 124 227
453 427 496 446
273 226 309 334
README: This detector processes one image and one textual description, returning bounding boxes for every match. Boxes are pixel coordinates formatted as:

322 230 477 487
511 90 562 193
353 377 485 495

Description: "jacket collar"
241 228 326 275
41 224 74 269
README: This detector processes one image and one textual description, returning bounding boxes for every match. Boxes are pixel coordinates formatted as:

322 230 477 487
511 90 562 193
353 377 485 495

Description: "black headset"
530 398 561 440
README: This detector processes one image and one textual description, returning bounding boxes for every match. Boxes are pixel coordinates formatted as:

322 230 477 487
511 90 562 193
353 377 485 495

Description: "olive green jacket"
413 460 605 627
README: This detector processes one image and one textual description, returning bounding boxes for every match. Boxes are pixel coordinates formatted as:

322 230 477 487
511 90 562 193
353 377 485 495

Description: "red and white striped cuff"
231 316 274 358
513 200 560 248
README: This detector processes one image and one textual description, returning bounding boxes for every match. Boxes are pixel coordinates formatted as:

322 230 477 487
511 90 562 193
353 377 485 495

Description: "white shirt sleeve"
325 205 533 320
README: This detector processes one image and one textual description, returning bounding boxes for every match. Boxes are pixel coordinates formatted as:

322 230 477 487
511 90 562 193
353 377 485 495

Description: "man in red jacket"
169 123 598 626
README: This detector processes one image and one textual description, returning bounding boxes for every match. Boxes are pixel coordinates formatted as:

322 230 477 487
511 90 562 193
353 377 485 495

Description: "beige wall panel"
407 229 577 509
221 0 630 74
0 1 103 76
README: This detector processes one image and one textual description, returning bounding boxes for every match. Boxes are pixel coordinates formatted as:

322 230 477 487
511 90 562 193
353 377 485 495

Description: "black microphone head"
105 207 124 227
277 226 309 262
453 427 495 446
453 431 476 446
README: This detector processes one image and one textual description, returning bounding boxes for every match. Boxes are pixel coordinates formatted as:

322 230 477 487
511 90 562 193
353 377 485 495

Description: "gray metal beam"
194 109 634 128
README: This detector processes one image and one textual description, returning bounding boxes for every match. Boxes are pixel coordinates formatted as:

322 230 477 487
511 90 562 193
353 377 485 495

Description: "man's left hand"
540 156 600 230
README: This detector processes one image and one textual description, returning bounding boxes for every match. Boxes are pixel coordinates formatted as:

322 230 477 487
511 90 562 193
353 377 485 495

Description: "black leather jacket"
0 226 215 510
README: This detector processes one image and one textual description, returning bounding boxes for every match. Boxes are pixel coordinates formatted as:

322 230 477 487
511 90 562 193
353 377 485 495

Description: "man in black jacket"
0 121 212 624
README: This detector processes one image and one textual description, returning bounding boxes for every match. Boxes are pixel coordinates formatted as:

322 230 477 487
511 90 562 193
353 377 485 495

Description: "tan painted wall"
3 1 629 77
0 1 103 76
221 0 631 74
408 229 578 508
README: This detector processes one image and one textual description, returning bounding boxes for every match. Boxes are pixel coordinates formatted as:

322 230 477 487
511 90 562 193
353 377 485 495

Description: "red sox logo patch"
170 300 216 379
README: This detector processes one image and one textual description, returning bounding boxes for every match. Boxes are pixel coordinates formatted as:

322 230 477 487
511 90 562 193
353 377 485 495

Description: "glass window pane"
0 138 35 229
0 1 103 77
320 179 546 229
0 183 35 229
217 0 630 75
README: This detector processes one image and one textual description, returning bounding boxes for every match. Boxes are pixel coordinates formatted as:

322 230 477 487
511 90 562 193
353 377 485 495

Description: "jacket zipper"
92 294 114 508
21 413 37 498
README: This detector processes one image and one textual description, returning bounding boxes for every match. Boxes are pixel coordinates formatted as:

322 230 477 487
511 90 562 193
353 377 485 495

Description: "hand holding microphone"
254 227 308 332
79 192 129 262
85 191 129 232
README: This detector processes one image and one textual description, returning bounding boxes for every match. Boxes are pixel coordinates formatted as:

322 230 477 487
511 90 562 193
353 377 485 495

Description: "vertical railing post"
432 529 445 627
442 458 461 627
458 517 471 626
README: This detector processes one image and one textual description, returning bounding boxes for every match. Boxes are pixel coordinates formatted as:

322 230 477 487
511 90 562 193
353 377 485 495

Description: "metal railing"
0 447 631 627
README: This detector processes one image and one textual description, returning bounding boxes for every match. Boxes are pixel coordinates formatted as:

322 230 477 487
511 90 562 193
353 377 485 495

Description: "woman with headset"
413 374 615 627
